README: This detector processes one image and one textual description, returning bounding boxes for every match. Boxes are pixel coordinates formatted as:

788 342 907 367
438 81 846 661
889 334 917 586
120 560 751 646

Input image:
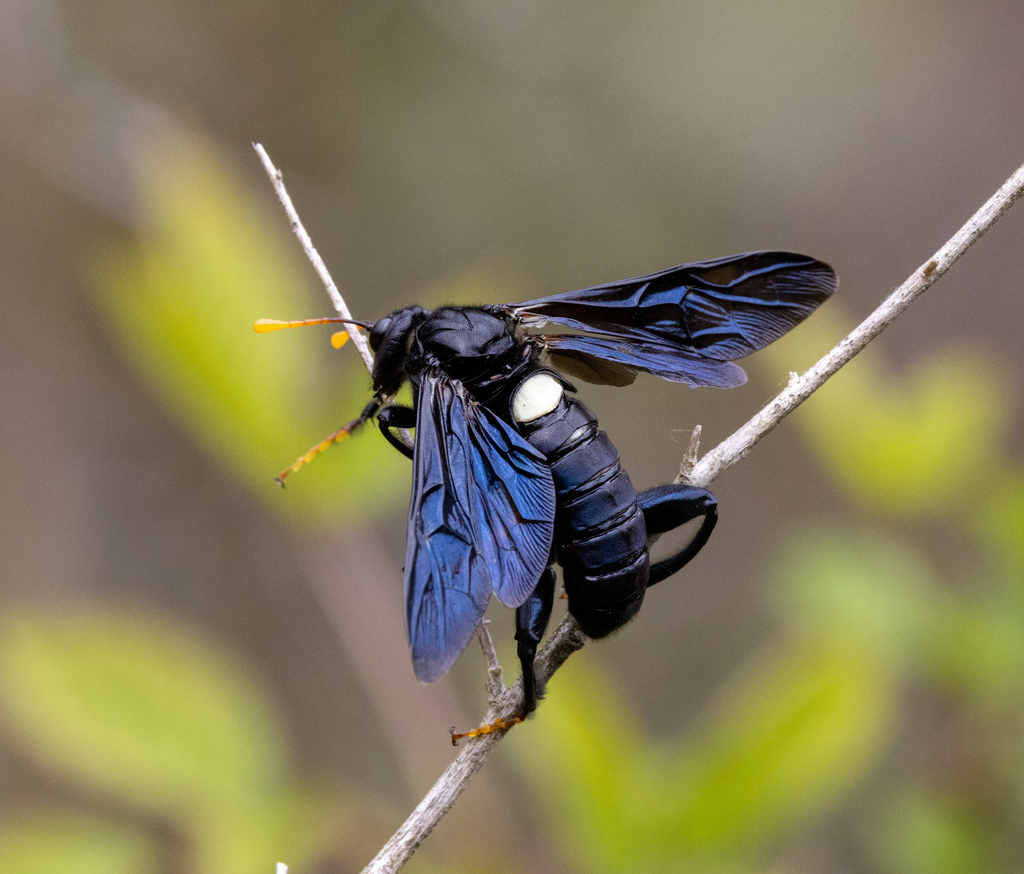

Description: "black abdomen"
519 393 649 639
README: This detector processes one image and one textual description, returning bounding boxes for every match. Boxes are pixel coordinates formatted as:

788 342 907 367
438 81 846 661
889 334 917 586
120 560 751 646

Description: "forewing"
516 251 836 362
544 344 639 387
405 374 491 682
404 372 555 682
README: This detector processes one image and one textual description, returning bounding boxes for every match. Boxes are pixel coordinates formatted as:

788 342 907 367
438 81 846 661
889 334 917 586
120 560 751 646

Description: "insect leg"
275 397 383 485
637 484 718 586
376 405 416 459
515 562 557 715
449 563 556 745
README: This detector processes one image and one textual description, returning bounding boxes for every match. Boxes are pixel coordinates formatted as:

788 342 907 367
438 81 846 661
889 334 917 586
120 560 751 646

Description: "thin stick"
255 148 1024 874
475 621 507 703
252 142 375 373
363 619 587 874
683 160 1024 488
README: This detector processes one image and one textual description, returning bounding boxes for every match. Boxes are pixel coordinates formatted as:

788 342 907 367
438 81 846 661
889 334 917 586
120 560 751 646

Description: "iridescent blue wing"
542 335 748 389
511 251 835 386
405 371 555 683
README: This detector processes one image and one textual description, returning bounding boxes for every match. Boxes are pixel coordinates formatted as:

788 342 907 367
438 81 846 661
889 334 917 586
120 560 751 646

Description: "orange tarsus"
274 420 359 486
449 714 525 746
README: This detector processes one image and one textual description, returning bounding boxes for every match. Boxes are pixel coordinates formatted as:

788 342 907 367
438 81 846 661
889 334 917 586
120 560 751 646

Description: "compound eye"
369 317 391 352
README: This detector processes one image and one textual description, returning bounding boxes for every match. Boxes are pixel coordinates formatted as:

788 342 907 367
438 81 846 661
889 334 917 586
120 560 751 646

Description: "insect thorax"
414 307 534 396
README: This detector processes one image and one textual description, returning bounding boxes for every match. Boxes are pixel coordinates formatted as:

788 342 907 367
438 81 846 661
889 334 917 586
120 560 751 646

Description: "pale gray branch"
256 148 1024 874
682 161 1024 489
253 142 375 373
363 618 587 874
475 620 507 703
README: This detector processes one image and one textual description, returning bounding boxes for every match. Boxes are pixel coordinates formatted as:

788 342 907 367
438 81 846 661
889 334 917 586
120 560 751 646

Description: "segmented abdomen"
519 391 649 639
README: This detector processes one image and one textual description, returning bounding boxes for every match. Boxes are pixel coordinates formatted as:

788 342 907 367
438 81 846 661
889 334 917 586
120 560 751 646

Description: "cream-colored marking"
513 373 563 423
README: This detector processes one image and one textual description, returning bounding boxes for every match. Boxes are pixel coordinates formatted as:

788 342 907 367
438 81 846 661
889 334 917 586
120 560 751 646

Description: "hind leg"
637 484 718 586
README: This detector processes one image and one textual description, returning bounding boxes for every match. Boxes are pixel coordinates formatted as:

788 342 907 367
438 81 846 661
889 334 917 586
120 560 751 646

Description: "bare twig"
678 425 702 481
252 142 375 373
475 621 507 703
681 161 1024 489
256 147 1024 874
363 619 588 874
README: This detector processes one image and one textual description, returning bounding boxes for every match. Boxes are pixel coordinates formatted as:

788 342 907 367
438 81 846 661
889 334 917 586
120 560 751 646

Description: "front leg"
637 484 718 586
376 405 416 459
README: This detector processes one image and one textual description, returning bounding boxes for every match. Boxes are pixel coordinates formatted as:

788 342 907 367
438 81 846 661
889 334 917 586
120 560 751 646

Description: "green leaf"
514 661 645 872
0 609 288 814
872 789 1000 874
773 528 1024 712
756 308 1009 520
515 661 665 874
89 134 407 527
975 470 1024 570
664 632 895 855
770 528 938 663
522 631 895 872
925 595 1024 713
0 814 156 874
189 787 341 874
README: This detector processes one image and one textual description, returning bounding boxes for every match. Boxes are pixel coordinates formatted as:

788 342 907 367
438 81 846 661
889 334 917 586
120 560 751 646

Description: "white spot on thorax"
512 372 563 423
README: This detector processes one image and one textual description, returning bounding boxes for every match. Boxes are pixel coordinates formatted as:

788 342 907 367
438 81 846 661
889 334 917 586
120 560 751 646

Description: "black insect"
262 250 836 738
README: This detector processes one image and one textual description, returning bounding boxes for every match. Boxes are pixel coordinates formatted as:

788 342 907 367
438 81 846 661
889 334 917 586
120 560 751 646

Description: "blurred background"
1 1 1023 872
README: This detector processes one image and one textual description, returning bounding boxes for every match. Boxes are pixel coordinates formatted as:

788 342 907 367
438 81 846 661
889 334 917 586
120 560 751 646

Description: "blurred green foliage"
0 609 338 874
760 307 1011 520
522 631 894 874
0 609 287 809
90 133 408 527
0 813 156 874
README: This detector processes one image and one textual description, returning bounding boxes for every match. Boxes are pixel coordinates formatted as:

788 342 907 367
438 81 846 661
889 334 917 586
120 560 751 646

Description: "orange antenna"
254 316 372 333
257 317 380 485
